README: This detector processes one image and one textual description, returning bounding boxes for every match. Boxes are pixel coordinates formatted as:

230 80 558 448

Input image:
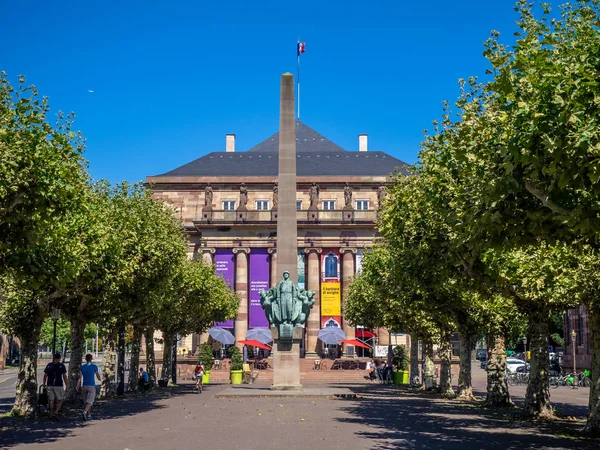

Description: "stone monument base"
270 325 303 391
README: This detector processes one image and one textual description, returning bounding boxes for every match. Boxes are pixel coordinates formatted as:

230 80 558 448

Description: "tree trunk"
11 329 41 417
410 337 420 384
160 331 174 382
117 327 125 395
438 332 454 396
423 341 435 390
457 331 475 400
127 325 142 392
484 334 512 407
66 315 86 402
145 327 157 387
0 334 8 370
524 312 553 418
100 328 117 398
584 303 600 436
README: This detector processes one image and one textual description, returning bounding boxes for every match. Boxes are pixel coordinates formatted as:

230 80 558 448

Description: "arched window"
324 252 338 279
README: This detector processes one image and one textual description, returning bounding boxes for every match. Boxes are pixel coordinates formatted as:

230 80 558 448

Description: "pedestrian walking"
76 353 101 421
43 352 68 420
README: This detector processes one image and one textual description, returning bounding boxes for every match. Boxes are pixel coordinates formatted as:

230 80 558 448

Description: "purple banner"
249 249 270 328
214 249 235 328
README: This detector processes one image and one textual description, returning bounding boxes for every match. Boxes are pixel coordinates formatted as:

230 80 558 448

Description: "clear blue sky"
2 1 521 185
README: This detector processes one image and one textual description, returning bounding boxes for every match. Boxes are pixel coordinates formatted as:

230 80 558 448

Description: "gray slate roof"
154 121 410 177
248 122 347 153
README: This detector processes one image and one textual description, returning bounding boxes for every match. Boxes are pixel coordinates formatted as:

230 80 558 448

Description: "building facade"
563 305 592 372
146 122 409 357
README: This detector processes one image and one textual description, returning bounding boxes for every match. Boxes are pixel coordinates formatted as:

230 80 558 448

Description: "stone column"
199 248 216 347
268 248 277 287
233 247 250 348
305 248 322 358
201 248 215 266
341 248 356 356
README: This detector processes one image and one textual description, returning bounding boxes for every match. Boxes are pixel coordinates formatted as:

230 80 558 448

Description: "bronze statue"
309 182 320 210
204 183 213 208
344 182 352 208
259 271 315 328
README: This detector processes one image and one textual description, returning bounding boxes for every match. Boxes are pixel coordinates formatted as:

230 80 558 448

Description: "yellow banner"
321 282 341 316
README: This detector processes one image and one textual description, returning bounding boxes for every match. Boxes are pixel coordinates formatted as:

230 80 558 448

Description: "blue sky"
2 1 521 184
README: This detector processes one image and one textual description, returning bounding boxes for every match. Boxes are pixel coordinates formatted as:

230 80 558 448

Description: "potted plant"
392 345 410 385
228 346 243 385
199 343 214 384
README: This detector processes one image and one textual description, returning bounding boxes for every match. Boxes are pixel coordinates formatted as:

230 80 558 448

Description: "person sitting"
367 359 376 381
138 367 150 392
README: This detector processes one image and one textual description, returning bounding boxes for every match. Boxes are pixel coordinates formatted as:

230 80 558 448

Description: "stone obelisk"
276 73 298 281
271 72 302 390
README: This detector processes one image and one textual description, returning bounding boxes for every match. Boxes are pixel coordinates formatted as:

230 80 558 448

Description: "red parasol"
339 339 372 349
355 330 377 339
237 339 271 350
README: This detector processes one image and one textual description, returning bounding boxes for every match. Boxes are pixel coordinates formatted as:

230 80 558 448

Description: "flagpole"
297 40 301 120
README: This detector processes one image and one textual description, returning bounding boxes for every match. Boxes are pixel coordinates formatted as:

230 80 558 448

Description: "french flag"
297 42 306 56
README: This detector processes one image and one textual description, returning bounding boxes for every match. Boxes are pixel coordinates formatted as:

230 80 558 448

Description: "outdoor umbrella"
208 327 235 345
338 339 371 349
245 327 273 344
237 339 271 351
355 330 377 339
317 327 346 345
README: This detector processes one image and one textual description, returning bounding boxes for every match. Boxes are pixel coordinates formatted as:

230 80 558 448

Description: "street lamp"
571 329 578 388
50 308 61 356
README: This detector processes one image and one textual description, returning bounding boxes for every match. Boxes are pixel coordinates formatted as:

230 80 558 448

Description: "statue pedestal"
270 326 303 391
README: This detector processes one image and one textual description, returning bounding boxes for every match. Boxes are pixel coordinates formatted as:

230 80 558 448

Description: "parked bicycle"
576 371 591 387
507 372 529 386
550 373 576 389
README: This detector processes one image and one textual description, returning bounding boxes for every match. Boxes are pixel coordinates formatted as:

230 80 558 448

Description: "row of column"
199 246 388 357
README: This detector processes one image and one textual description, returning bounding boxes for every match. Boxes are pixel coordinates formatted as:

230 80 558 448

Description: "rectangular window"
322 200 336 210
255 200 269 210
355 200 369 210
296 200 302 210
222 200 236 211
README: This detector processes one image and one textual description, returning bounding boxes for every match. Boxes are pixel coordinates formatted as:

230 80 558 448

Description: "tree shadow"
333 384 597 450
471 385 590 418
0 385 194 448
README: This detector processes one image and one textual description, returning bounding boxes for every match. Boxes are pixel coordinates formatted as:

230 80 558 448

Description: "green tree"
0 73 90 416
477 0 600 430
153 258 239 383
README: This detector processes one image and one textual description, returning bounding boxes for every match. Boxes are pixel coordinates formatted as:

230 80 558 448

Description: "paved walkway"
0 382 597 450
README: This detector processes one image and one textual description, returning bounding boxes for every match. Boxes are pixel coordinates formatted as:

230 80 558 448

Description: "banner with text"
214 249 235 328
321 249 341 323
249 249 270 328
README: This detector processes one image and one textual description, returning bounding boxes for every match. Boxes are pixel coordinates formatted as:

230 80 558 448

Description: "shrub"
393 345 410 371
228 346 243 371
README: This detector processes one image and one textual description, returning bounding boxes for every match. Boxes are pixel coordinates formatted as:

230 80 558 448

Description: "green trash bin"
393 370 409 385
